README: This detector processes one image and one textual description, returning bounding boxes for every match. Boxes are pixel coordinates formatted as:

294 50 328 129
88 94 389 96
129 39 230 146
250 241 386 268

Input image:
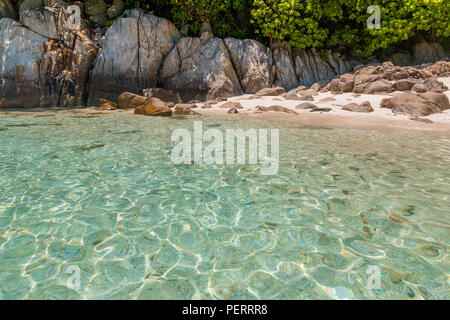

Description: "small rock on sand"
310 108 332 113
255 87 286 96
228 107 239 114
410 117 433 123
342 101 374 113
320 97 337 102
295 102 318 109
256 105 298 114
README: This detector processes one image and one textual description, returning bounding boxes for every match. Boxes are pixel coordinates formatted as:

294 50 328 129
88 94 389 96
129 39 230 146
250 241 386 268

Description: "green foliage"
251 0 449 56
121 0 449 57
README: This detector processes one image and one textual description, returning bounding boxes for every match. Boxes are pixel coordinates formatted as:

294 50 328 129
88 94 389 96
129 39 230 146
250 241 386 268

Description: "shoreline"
2 77 449 136
2 105 450 137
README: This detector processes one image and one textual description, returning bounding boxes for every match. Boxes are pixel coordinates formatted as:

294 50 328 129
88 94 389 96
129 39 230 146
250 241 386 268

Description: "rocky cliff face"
0 4 97 108
87 9 181 105
0 2 448 108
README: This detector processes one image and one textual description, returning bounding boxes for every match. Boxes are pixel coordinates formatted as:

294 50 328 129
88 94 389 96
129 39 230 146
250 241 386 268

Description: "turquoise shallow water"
0 111 449 300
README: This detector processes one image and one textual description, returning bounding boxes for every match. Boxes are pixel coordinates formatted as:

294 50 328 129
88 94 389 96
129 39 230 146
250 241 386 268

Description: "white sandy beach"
196 77 450 133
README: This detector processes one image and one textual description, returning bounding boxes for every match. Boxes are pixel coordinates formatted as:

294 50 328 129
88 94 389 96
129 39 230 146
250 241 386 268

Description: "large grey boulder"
0 6 97 108
1 0 16 18
326 51 351 76
84 0 106 17
160 37 243 102
57 37 98 107
294 49 337 87
0 18 47 108
271 42 298 90
87 10 181 105
18 0 43 15
20 7 61 39
142 88 181 103
223 38 274 94
389 52 413 66
413 42 447 65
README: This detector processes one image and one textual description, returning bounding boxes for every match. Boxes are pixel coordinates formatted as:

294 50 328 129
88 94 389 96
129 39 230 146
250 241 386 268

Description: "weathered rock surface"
342 101 374 113
160 37 243 102
356 79 393 94
423 78 448 92
223 38 274 93
255 87 286 97
324 62 439 95
412 83 427 93
19 5 78 40
1 9 97 108
0 18 47 107
310 107 331 113
84 0 107 17
326 73 354 93
389 52 413 67
98 98 117 110
256 105 297 114
227 106 239 114
294 49 339 87
413 42 447 65
143 88 181 103
0 0 16 18
134 98 172 116
271 43 298 90
173 105 200 115
392 79 415 91
18 0 43 16
117 92 149 109
422 61 450 78
87 9 181 105
381 92 450 116
295 102 318 110
106 0 124 19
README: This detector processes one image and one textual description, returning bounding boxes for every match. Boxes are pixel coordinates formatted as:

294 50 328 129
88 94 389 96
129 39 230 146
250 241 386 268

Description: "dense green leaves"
123 0 449 57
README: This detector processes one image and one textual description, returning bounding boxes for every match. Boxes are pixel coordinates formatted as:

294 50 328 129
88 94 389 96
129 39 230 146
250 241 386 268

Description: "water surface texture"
0 112 449 300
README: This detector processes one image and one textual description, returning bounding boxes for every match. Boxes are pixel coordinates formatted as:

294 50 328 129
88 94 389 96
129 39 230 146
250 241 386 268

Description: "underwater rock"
389 214 408 223
71 143 105 151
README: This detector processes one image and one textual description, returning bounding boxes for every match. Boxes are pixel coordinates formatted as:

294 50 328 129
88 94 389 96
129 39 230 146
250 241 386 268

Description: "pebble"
401 205 415 216
389 214 408 223
389 269 403 284
419 245 440 257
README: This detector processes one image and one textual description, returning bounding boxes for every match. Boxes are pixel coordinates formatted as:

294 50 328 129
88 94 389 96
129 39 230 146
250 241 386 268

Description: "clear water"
0 111 449 300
